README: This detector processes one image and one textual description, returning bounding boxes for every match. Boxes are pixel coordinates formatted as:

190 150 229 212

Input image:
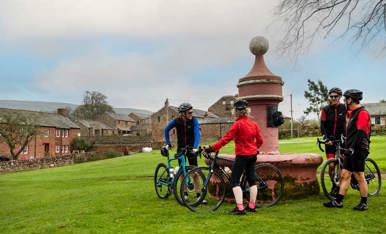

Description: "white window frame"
381 117 385 126
56 129 60 137
43 129 49 137
56 145 61 153
64 129 69 138
371 117 375 125
61 145 65 153
64 145 69 153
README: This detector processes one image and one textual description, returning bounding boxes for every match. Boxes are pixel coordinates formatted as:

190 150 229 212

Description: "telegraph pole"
290 94 294 138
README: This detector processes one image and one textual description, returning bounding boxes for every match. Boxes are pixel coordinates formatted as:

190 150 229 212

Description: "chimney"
57 108 69 117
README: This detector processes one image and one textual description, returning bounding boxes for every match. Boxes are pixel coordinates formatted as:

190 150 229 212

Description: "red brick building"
76 120 114 137
0 108 80 159
98 112 136 135
129 112 152 136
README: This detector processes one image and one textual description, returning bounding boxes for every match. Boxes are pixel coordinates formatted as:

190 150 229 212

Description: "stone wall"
0 153 83 173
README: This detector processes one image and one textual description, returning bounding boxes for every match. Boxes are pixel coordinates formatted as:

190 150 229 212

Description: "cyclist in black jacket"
324 89 371 211
320 87 346 195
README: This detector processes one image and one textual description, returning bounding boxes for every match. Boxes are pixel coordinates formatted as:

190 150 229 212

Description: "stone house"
0 108 80 159
364 102 386 126
76 120 115 137
98 112 136 135
208 95 237 118
129 112 152 136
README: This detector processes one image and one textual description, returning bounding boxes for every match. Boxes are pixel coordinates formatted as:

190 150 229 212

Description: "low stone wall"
0 152 109 173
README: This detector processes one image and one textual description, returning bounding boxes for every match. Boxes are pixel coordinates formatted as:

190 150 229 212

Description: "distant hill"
0 100 153 116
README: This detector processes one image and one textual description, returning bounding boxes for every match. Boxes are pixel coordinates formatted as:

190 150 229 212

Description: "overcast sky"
0 0 385 119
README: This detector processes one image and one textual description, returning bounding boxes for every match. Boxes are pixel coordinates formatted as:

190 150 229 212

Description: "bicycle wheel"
173 165 195 205
180 167 227 212
365 158 382 196
320 158 340 200
246 163 284 208
154 163 171 199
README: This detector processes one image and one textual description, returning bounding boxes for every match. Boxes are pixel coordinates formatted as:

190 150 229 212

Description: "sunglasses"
329 95 339 99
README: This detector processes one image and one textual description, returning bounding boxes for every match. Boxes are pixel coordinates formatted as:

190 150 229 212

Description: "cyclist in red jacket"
206 99 263 215
324 89 371 211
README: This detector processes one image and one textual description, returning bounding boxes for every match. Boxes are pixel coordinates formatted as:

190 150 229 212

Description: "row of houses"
0 96 236 159
1 97 386 160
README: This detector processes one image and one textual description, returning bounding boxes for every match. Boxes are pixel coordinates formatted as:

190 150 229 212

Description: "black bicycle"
154 146 197 205
180 149 284 212
318 137 382 200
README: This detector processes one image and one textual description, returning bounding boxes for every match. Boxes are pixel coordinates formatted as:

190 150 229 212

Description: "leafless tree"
276 0 386 55
0 113 37 160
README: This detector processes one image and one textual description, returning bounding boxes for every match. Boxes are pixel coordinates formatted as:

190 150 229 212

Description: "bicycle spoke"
180 167 226 212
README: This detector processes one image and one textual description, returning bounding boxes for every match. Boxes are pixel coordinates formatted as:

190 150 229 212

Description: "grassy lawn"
1 136 385 234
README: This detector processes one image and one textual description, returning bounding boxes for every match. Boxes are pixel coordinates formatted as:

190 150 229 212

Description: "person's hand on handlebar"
203 146 214 154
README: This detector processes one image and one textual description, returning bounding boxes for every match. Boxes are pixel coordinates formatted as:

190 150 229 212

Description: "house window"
64 145 69 153
56 129 60 137
22 145 28 154
375 116 381 125
61 145 65 153
56 145 61 153
381 117 385 126
43 129 49 137
64 129 69 138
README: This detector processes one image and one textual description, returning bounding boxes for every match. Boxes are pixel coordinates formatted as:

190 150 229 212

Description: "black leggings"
231 155 257 187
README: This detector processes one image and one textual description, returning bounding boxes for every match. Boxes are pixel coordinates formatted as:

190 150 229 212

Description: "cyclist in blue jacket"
164 102 203 201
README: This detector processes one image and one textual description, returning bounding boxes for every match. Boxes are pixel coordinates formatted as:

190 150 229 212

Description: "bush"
70 138 95 152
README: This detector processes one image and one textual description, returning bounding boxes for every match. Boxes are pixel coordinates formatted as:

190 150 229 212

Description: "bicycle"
179 149 284 212
154 146 197 205
318 137 382 200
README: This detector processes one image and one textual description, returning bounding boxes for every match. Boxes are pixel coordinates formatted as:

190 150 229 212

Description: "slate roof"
0 108 80 129
363 103 386 116
77 120 114 129
106 112 135 122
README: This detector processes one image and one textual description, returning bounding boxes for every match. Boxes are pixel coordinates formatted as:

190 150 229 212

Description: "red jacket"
210 115 263 156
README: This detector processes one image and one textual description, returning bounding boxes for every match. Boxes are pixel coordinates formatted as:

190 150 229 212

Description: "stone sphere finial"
249 36 269 56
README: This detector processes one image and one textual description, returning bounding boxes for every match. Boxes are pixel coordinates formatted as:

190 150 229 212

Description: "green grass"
1 136 386 234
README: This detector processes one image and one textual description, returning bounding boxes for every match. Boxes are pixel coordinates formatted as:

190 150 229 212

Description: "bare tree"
276 0 386 55
0 113 37 160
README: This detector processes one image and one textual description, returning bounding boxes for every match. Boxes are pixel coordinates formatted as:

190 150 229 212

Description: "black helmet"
178 102 193 113
328 87 342 96
343 89 363 101
234 99 248 110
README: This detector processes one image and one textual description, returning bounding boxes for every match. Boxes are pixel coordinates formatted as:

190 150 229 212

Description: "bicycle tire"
154 163 171 199
365 158 382 196
243 163 284 208
180 166 226 212
173 165 195 205
320 158 340 200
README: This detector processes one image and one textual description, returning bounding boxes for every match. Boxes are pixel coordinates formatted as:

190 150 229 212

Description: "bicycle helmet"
328 87 342 96
234 99 248 110
343 89 363 101
178 102 193 113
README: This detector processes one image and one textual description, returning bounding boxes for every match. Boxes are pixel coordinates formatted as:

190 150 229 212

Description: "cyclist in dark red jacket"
324 89 371 211
206 99 263 215
320 87 346 195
